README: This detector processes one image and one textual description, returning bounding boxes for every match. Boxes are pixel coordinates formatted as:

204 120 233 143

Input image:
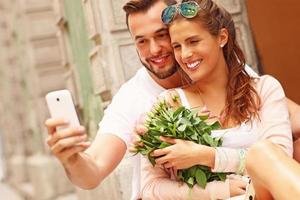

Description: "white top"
97 65 260 199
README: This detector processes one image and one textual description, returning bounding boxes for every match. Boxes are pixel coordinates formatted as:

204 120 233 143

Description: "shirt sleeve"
256 75 293 156
212 75 293 173
140 157 230 200
98 84 146 147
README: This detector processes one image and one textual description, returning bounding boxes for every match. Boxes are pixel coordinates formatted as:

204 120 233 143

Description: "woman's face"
169 18 227 83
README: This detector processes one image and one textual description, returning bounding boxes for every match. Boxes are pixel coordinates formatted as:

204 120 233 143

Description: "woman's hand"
151 136 216 169
229 179 247 197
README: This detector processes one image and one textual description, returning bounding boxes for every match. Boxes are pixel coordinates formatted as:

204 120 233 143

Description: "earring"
220 44 225 48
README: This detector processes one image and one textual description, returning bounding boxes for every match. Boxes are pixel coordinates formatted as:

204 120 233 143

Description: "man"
45 0 300 199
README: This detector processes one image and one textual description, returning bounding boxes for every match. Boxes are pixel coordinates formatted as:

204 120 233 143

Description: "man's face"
128 1 178 79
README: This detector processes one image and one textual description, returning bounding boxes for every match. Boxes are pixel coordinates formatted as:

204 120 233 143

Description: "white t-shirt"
98 67 164 199
98 65 258 200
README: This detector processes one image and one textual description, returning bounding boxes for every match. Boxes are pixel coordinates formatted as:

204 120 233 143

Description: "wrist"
196 145 215 168
63 152 83 170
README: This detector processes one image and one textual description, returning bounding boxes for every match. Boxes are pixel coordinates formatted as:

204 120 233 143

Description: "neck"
193 59 229 97
149 71 183 89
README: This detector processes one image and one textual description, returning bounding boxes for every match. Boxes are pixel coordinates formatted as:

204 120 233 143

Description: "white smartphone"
45 90 80 130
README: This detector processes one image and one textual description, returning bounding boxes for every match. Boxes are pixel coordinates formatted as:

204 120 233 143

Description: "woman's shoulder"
255 74 283 91
255 74 286 100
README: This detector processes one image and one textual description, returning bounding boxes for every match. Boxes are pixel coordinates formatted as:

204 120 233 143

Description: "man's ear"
219 28 229 48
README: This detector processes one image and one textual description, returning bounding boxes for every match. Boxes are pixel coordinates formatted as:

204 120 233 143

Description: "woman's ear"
219 28 229 48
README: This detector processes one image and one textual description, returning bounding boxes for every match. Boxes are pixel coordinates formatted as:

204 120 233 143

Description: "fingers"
159 136 177 144
45 118 69 135
163 161 174 168
57 142 90 164
47 126 85 147
154 154 172 166
229 179 247 197
151 148 169 157
51 134 88 155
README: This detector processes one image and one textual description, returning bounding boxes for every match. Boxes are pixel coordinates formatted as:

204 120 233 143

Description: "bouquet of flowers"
136 96 229 188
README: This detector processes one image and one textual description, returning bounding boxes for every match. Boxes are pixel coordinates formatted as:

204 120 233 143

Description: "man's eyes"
137 39 146 45
157 33 169 39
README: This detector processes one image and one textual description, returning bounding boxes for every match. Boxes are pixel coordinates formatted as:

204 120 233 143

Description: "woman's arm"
140 156 235 200
255 75 293 156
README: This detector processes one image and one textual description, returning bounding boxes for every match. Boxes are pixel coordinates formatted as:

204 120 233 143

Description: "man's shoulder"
113 68 146 98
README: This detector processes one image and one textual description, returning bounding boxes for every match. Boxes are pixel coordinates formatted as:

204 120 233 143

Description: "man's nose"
149 40 162 55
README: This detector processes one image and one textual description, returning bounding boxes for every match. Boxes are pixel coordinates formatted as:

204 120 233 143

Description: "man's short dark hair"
123 0 177 29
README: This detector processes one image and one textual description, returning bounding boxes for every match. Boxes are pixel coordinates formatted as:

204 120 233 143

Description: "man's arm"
68 134 126 189
46 119 126 189
287 98 300 139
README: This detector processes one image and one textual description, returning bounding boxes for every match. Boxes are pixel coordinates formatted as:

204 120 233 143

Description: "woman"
138 0 293 199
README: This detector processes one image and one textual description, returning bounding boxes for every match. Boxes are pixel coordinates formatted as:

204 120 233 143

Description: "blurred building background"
0 0 298 200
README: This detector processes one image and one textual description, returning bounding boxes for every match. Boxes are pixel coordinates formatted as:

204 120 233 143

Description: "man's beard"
140 59 179 79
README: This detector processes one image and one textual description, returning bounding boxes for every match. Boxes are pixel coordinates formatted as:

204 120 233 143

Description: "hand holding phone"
46 90 80 130
45 90 90 165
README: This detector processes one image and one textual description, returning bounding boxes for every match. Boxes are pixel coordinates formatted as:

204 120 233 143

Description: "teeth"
187 60 201 69
150 55 168 63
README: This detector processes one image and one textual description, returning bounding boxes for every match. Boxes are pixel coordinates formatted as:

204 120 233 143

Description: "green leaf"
210 121 221 130
173 107 184 118
187 177 194 188
202 133 215 147
140 138 155 148
199 114 209 121
195 168 207 188
217 173 227 181
147 153 156 166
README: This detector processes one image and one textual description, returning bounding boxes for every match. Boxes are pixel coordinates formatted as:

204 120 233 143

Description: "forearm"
211 147 247 174
141 158 229 200
65 134 127 189
142 178 210 200
64 152 104 189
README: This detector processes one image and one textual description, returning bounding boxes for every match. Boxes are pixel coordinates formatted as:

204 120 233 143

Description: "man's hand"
45 118 90 167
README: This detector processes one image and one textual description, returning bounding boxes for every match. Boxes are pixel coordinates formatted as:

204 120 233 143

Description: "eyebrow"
185 35 200 41
171 35 200 45
134 28 169 41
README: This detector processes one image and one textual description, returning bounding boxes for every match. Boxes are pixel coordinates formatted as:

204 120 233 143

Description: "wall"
247 0 300 104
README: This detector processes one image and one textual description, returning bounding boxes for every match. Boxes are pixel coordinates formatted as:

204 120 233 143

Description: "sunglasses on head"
161 1 201 25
